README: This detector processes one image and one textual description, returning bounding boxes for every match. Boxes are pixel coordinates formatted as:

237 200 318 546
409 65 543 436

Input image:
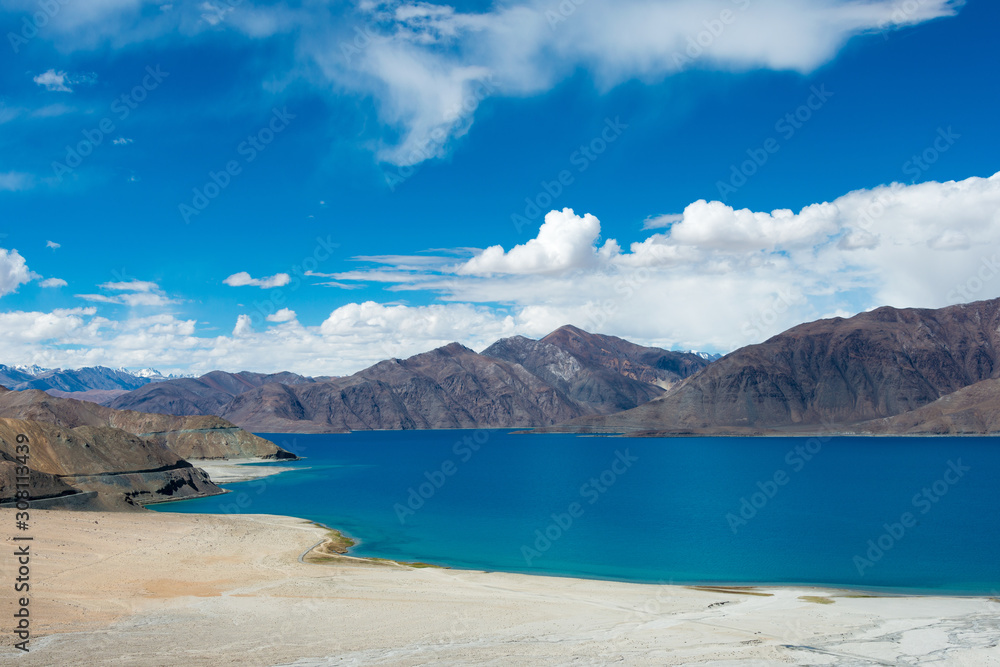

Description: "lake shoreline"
6 507 998 665
186 455 1000 598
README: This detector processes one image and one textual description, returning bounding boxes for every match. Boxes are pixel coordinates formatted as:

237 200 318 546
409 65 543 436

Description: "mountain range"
8 299 1000 438
0 364 193 405
544 298 1000 435
101 326 711 432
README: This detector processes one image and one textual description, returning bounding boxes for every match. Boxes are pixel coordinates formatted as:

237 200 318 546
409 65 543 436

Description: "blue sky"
1 0 998 375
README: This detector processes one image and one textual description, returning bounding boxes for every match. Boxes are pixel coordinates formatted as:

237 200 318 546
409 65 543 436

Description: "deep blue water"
156 431 1000 594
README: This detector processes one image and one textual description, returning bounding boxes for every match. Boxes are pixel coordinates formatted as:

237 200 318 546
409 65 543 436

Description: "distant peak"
436 342 474 355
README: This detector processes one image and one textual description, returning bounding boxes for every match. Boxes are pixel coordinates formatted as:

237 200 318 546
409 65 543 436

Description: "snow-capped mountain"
13 364 50 376
119 367 165 379
682 350 723 362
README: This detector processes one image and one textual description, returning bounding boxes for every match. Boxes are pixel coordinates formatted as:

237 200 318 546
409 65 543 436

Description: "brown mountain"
0 417 222 510
0 388 294 460
106 370 314 417
857 377 1000 434
550 299 1000 434
221 342 587 432
97 326 704 433
482 325 709 413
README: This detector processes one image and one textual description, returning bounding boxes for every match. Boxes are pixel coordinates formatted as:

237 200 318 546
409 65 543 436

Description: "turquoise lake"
156 431 1000 594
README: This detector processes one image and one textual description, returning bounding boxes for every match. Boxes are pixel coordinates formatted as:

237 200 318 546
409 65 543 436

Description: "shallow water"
157 430 1000 594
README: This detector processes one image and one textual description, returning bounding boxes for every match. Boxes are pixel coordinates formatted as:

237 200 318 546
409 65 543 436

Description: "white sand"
193 458 298 484
2 509 998 666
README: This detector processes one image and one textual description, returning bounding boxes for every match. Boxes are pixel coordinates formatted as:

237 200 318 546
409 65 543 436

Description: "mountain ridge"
543 299 1000 434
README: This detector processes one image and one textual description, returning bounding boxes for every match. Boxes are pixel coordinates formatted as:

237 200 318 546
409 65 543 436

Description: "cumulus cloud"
223 271 291 288
39 278 68 288
458 209 619 275
266 307 296 323
341 171 1000 352
6 171 1000 374
46 240 61 250
0 249 37 297
0 302 516 376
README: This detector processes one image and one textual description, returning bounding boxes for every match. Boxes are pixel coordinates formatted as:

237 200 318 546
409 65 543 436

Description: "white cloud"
6 1 960 166
33 69 72 92
46 240 61 250
458 209 619 275
0 249 36 297
340 171 1000 352
5 171 1000 375
0 172 34 192
32 69 96 93
266 307 296 323
112 137 134 145
232 313 253 336
77 279 177 307
0 302 515 376
642 213 683 230
223 271 291 288
303 0 961 165
99 280 159 292
39 278 68 288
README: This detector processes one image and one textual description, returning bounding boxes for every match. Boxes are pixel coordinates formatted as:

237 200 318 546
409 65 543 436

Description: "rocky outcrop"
0 418 223 509
0 388 294 460
482 325 709 413
549 298 1000 434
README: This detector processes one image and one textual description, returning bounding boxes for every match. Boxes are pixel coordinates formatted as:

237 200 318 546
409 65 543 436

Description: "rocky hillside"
107 370 314 416
96 326 709 432
0 388 294 460
0 417 222 510
550 299 1000 434
482 325 709 413
221 343 586 432
857 377 1000 434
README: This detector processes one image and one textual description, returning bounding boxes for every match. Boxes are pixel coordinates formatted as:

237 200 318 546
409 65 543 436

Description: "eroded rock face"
482 326 710 413
0 418 223 509
555 299 1000 434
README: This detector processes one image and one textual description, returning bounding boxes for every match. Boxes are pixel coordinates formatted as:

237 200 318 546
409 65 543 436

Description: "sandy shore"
193 458 299 484
2 509 998 666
